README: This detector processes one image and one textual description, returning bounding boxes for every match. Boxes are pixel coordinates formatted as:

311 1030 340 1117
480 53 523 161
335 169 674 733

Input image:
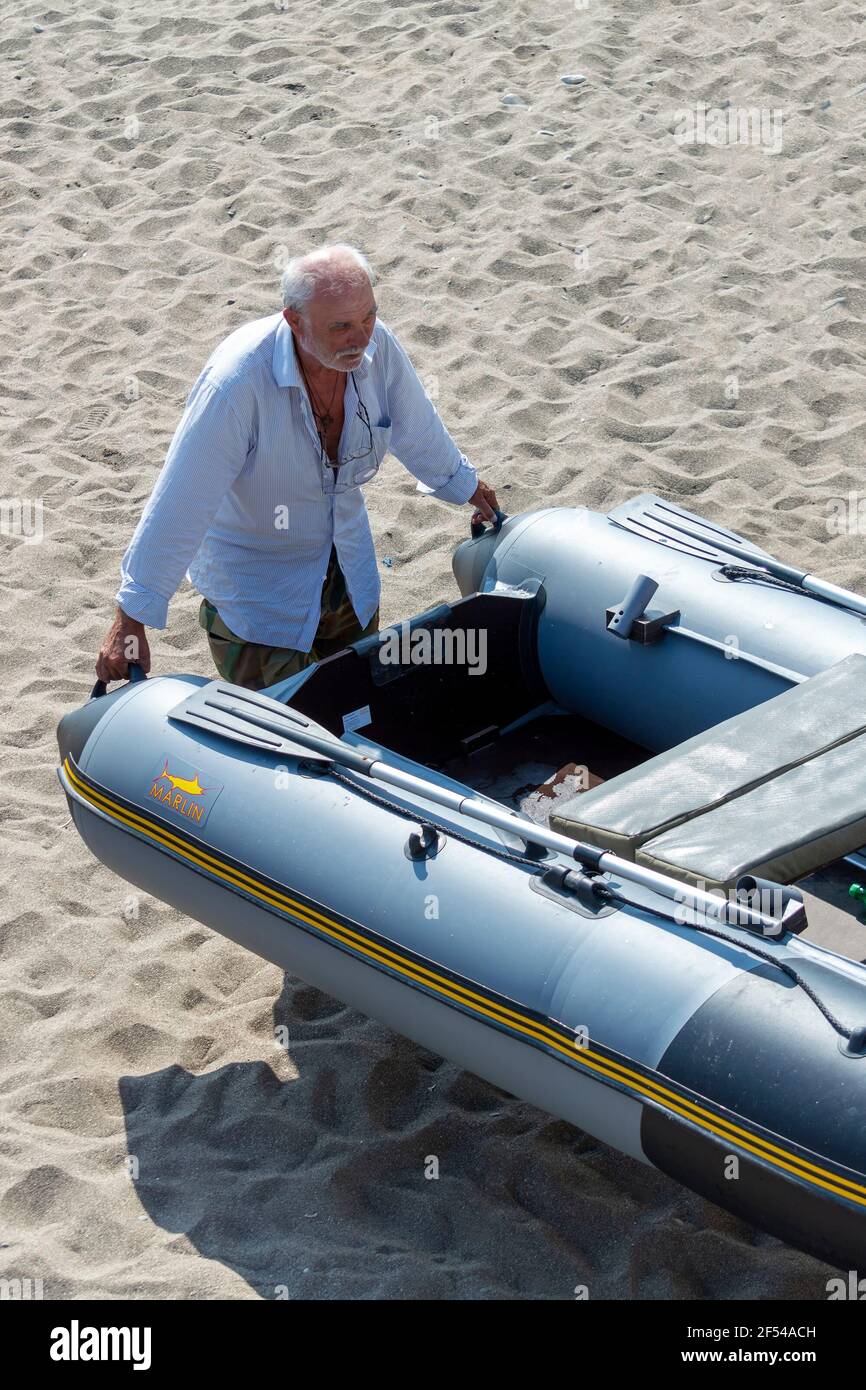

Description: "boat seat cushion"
636 734 866 890
549 653 866 858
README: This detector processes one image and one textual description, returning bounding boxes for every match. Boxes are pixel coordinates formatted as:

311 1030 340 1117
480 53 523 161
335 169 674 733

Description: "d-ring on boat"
58 493 866 1270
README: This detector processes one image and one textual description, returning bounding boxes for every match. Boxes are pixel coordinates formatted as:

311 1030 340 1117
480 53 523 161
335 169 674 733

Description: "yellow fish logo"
158 760 205 797
147 754 221 827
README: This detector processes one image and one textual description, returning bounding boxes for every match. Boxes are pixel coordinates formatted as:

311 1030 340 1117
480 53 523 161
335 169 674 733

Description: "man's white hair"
280 243 376 312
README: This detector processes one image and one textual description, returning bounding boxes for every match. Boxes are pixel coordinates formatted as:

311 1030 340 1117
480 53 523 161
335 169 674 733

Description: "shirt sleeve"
381 328 478 505
116 375 252 628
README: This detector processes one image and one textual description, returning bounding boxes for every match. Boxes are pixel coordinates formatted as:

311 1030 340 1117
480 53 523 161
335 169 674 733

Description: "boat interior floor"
436 709 866 966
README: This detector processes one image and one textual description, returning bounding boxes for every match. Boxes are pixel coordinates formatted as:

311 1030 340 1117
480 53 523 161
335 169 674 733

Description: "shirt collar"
272 313 378 388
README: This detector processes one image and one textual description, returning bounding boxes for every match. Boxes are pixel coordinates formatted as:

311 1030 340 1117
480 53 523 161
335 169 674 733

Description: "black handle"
470 509 507 540
90 661 148 701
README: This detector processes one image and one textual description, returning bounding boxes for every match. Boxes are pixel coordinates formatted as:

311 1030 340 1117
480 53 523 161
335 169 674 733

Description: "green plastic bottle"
849 883 866 905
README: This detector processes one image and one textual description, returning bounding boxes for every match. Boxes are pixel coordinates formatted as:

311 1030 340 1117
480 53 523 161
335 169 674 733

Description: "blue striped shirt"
116 313 478 649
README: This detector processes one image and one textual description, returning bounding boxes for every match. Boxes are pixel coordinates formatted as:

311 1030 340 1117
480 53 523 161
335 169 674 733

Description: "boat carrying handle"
90 661 148 701
470 509 507 540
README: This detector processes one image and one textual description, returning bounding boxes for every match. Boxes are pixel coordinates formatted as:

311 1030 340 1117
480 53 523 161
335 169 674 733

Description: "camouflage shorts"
199 545 379 691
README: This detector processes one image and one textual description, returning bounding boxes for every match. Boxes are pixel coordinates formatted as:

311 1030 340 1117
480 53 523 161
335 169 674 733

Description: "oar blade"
608 493 775 564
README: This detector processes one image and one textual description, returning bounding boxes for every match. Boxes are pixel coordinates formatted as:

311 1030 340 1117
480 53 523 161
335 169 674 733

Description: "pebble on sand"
501 93 527 106
560 74 586 87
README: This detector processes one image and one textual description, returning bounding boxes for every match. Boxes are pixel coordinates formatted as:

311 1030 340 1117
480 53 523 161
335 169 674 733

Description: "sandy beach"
1 0 865 1298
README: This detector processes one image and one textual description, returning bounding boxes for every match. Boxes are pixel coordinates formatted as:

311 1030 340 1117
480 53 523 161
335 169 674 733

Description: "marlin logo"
157 760 205 797
148 757 211 823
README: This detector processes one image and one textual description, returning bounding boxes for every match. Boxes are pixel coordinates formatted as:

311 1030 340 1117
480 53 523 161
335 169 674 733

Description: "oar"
608 493 866 619
201 691 800 938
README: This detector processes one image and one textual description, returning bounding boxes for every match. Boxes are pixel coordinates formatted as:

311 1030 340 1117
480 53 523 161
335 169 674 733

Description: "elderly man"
96 243 499 691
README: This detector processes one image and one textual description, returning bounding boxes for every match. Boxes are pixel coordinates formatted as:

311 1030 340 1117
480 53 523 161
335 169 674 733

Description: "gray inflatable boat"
58 493 866 1270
